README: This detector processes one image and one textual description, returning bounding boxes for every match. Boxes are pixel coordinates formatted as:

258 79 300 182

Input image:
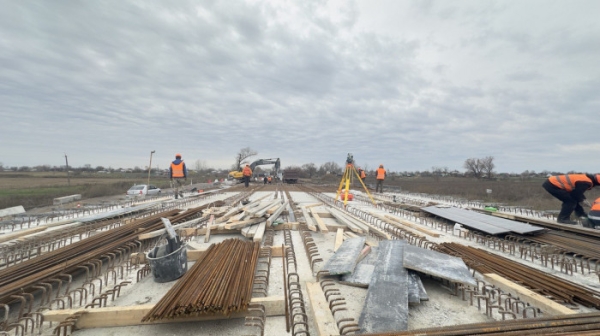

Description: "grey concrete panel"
340 247 378 287
408 272 420 305
322 236 366 275
359 240 408 333
422 206 507 235
442 206 544 234
403 245 476 287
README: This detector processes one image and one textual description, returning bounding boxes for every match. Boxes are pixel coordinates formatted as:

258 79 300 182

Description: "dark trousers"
244 176 250 187
542 180 585 221
376 179 384 193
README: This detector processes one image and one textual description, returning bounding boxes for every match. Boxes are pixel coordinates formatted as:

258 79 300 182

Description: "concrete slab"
0 205 25 217
359 240 408 333
340 247 377 287
403 245 476 287
322 236 366 275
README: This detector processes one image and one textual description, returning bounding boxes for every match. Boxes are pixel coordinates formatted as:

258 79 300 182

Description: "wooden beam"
306 282 339 336
43 296 285 329
334 228 344 252
310 209 328 233
384 215 440 237
301 207 317 232
0 227 47 244
483 273 576 316
266 203 286 227
204 215 214 243
253 222 267 242
224 218 264 230
138 218 203 240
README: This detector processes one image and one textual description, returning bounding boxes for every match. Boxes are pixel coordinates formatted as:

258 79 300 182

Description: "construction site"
2 171 600 336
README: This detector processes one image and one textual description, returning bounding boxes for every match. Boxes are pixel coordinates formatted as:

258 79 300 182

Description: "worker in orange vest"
359 168 367 183
542 173 600 224
169 153 187 199
376 164 386 193
584 197 600 229
242 164 252 188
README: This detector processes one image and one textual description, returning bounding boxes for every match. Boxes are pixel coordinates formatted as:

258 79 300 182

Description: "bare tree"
319 161 342 175
194 160 208 172
233 147 258 171
302 163 317 178
480 156 495 179
463 158 484 178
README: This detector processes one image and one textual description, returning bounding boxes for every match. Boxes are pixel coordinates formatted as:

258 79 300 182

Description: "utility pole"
64 154 71 186
147 150 155 187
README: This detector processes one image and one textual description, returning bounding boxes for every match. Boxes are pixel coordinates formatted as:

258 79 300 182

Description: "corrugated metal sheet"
422 206 545 235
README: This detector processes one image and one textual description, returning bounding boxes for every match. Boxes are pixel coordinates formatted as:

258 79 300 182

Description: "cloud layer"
1 0 599 173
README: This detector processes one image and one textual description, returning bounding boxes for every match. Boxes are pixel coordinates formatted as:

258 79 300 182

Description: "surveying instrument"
335 153 377 207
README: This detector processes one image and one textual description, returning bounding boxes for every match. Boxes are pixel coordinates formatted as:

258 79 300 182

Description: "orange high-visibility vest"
360 170 366 179
243 166 252 176
549 174 592 192
170 162 185 178
376 168 386 180
592 198 600 211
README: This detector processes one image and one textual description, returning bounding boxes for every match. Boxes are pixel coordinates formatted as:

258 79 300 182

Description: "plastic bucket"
147 244 188 283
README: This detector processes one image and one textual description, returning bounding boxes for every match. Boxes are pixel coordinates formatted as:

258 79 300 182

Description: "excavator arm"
228 158 281 181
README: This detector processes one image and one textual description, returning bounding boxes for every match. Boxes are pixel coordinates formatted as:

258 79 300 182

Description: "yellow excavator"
228 158 281 182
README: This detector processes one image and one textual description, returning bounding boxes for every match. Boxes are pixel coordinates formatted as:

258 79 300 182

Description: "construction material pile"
437 242 600 308
142 238 260 321
361 312 600 335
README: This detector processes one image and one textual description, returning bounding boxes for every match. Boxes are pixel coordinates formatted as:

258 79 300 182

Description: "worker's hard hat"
379 164 383 168
246 164 249 166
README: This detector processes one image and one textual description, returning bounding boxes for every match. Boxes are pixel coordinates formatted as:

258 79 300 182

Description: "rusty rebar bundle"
360 312 600 335
142 238 260 321
437 243 600 308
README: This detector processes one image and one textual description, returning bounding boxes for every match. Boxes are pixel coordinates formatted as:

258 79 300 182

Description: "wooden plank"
334 228 344 252
266 203 286 227
329 208 367 234
224 217 264 230
241 224 258 238
304 203 322 209
483 273 576 315
253 222 267 242
315 212 334 218
204 215 214 243
138 218 203 240
384 215 441 237
0 227 47 244
305 282 339 336
310 209 328 233
43 296 285 328
322 237 366 275
359 240 409 333
301 207 317 232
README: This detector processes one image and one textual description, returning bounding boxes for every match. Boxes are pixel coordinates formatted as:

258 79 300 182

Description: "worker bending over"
242 164 252 188
376 164 386 193
584 197 600 229
542 173 600 224
170 153 187 199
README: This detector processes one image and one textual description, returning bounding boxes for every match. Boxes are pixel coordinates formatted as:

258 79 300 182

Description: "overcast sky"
1 0 599 174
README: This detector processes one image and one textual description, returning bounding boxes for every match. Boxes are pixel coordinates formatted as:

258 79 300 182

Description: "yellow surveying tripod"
335 153 377 207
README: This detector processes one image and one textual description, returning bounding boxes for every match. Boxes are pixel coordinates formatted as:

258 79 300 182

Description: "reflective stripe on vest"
549 174 592 192
171 162 185 178
592 198 600 212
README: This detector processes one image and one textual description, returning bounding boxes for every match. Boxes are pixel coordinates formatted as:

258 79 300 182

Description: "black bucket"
147 243 188 283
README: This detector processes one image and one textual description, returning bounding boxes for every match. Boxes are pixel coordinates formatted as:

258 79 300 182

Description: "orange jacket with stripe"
592 198 600 212
548 174 594 203
242 166 252 177
360 170 366 179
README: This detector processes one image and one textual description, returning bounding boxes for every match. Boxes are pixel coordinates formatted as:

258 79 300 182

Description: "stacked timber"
212 196 284 242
